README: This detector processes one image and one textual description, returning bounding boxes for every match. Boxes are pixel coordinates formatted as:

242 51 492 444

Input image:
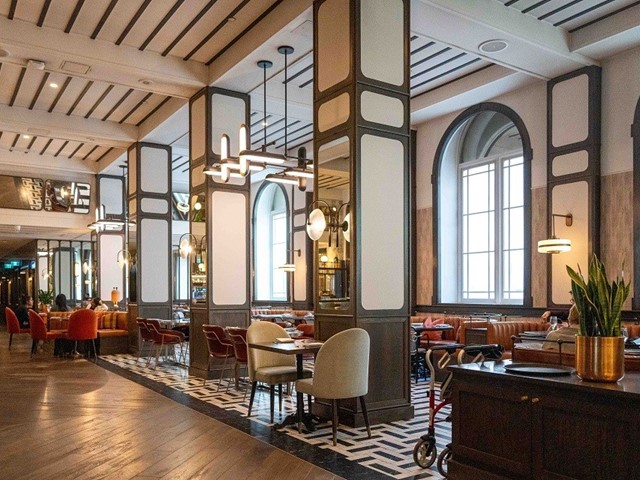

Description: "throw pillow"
422 317 444 341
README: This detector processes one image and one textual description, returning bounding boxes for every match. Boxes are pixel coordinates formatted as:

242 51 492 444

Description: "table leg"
274 353 316 433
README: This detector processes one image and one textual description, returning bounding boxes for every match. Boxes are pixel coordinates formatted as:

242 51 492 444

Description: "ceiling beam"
570 3 640 59
410 65 535 124
0 148 94 175
412 0 598 80
0 16 207 99
0 104 136 148
94 146 127 174
208 0 313 85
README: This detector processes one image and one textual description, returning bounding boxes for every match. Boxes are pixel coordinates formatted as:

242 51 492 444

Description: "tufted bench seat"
47 311 129 354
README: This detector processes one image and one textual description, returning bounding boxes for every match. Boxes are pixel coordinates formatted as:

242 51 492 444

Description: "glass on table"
549 316 558 331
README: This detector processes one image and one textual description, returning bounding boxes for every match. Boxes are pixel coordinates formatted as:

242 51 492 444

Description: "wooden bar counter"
447 361 640 480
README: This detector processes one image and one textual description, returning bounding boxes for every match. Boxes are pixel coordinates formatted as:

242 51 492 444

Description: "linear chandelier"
206 46 314 191
88 204 135 232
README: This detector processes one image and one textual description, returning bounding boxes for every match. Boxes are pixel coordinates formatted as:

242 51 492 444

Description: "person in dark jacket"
14 294 33 329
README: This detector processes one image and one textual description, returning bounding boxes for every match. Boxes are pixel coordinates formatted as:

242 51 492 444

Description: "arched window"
433 104 532 305
253 183 289 301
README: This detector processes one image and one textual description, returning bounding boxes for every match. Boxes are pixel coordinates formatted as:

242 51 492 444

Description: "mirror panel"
190 193 207 304
316 136 351 312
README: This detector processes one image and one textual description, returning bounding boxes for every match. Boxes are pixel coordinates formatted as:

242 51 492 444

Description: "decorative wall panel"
360 0 404 86
211 191 246 306
360 134 405 310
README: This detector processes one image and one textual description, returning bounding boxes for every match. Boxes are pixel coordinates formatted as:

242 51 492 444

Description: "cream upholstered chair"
246 321 311 423
296 328 372 445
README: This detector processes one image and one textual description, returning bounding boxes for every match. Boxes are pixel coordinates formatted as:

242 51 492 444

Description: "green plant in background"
566 255 630 337
37 289 54 306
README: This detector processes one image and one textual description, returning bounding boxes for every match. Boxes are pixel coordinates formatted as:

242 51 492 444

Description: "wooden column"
188 87 252 375
127 142 173 321
313 0 413 425
546 66 601 307
632 98 640 310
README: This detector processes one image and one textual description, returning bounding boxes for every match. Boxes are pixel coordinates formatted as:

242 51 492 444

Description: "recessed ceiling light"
478 39 508 53
87 137 95 142
228 16 236 22
0 47 10 57
49 82 59 88
138 79 153 86
22 134 31 139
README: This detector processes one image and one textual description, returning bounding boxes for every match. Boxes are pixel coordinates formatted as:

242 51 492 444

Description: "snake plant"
37 289 55 306
566 255 630 337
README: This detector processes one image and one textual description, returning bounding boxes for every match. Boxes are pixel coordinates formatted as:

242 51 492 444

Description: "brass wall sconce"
279 248 301 272
538 213 573 254
179 233 207 267
306 200 350 247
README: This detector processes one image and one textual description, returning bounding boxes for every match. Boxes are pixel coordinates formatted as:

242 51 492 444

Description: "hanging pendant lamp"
265 46 312 191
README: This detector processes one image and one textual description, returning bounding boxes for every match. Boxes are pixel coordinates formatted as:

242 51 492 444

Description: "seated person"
15 294 33 329
89 297 108 311
541 300 579 353
52 293 70 312
541 292 579 328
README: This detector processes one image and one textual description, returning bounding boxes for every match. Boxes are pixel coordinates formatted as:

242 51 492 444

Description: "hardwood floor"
0 333 342 480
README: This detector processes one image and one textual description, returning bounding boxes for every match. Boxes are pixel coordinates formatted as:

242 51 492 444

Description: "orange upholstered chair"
28 309 66 357
6 307 29 350
66 309 98 360
295 324 315 339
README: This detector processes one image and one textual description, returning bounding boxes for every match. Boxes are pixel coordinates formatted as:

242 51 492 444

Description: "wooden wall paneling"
632 97 640 309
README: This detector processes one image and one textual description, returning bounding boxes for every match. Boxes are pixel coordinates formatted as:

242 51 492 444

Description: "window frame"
430 102 533 311
457 150 524 304
252 182 290 304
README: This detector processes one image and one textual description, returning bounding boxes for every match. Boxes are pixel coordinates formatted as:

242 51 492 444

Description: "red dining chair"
146 319 185 364
225 327 249 394
66 309 98 361
202 325 235 390
6 307 29 350
28 309 66 357
136 319 155 366
146 321 183 368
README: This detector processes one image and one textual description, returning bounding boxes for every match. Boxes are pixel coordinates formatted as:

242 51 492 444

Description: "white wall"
601 45 640 175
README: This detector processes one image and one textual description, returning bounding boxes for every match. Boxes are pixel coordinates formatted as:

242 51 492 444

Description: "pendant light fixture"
205 59 285 182
265 46 312 192
237 59 286 166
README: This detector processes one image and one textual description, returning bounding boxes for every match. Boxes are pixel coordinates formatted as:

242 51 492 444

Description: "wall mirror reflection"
314 136 351 311
189 193 207 303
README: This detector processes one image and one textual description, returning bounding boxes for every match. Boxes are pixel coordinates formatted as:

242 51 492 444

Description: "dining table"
248 339 324 432
411 324 454 350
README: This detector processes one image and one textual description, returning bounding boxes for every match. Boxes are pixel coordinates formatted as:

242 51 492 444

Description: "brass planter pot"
575 336 625 382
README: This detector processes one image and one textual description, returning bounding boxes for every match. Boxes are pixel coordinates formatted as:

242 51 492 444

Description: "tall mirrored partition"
80 241 93 303
36 239 50 294
315 137 351 313
189 193 207 305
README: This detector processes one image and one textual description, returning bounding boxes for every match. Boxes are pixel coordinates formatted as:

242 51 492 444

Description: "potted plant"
37 289 54 313
566 255 630 382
